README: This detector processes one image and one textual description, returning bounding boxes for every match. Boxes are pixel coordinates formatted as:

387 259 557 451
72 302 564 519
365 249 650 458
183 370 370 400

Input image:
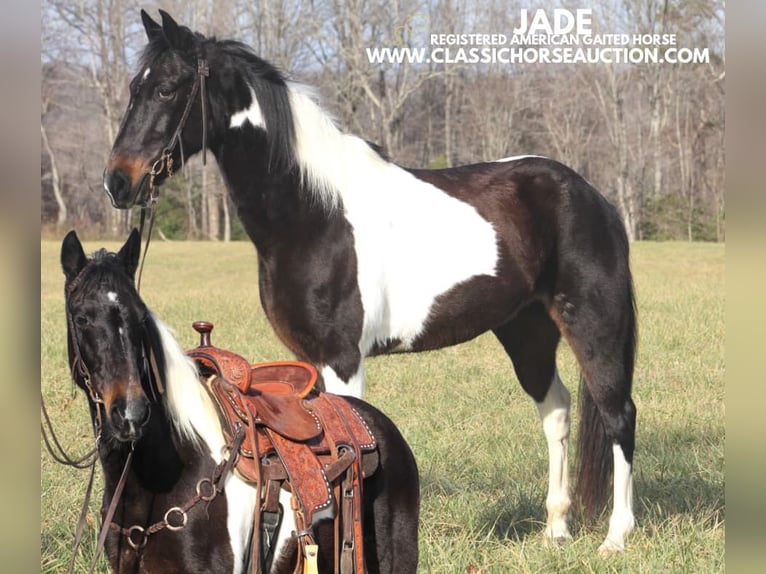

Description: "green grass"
40 240 724 573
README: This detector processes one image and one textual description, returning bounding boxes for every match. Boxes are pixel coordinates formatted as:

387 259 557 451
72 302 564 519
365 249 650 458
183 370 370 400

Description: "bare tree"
41 71 66 227
44 0 142 234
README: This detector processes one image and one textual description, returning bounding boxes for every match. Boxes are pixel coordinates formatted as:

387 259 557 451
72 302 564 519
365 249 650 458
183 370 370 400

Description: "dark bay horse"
60 229 419 573
103 10 637 554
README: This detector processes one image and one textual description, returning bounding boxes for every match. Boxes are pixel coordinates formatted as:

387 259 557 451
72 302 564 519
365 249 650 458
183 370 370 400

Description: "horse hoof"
544 524 572 548
597 540 625 558
543 532 572 548
553 536 570 547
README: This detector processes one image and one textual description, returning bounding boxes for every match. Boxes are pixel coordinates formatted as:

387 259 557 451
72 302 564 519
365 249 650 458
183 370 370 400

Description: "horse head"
103 9 295 209
61 229 163 443
103 10 209 208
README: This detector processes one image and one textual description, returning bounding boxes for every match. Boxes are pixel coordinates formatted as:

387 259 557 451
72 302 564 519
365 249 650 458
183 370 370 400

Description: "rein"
40 269 106 465
40 392 100 574
40 270 109 573
136 56 210 291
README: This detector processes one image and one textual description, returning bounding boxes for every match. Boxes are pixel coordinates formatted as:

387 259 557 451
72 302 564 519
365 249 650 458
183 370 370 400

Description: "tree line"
41 0 725 242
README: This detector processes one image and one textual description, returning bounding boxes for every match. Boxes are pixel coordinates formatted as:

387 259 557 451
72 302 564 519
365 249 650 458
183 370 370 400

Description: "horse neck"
213 127 333 255
98 403 186 496
212 82 370 254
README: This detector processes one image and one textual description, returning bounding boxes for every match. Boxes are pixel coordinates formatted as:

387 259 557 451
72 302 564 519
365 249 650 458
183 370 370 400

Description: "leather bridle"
40 271 107 574
42 263 166 573
136 56 210 291
146 57 210 190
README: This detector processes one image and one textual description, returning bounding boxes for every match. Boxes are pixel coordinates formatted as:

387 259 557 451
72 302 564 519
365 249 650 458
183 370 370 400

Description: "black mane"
67 249 134 301
216 40 297 173
139 30 297 173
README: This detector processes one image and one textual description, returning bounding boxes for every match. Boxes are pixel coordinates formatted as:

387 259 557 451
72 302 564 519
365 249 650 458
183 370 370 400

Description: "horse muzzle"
103 163 152 209
108 397 151 442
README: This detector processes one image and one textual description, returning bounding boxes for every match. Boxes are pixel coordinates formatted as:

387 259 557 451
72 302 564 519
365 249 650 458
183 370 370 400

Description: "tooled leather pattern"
187 346 377 526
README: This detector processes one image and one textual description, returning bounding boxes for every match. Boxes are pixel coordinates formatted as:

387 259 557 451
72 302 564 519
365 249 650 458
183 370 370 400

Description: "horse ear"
159 10 195 52
61 230 88 282
117 228 142 279
141 9 162 41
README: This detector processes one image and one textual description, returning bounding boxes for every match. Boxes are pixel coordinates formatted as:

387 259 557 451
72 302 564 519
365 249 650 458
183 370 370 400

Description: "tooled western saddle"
187 322 378 574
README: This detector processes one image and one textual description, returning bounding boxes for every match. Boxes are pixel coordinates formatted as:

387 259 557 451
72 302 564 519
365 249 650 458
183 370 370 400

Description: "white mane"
287 83 392 211
151 314 226 458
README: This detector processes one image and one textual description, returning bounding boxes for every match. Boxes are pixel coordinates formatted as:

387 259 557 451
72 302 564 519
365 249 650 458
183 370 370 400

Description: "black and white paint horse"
60 229 419 573
104 10 637 554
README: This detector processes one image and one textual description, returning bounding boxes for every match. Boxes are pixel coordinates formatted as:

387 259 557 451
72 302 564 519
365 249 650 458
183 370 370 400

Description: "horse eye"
74 315 89 327
157 87 176 101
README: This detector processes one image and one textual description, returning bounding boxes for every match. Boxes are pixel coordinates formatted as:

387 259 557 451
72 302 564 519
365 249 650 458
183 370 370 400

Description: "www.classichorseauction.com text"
366 8 710 66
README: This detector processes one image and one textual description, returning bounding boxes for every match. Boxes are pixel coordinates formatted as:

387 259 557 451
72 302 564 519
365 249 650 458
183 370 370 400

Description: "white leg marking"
224 474 258 574
536 369 572 543
598 443 635 556
321 364 365 398
269 489 296 573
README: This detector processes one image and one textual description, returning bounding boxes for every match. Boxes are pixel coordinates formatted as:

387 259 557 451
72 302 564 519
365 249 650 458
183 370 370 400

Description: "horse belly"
409 274 531 351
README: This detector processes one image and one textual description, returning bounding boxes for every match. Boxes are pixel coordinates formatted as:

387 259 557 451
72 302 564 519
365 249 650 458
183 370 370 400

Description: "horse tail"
575 255 637 519
575 374 610 519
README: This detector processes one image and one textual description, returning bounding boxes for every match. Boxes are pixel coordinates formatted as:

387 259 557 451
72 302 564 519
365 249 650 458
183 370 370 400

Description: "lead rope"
40 393 100 574
87 445 135 574
136 197 158 293
40 395 97 469
198 58 209 166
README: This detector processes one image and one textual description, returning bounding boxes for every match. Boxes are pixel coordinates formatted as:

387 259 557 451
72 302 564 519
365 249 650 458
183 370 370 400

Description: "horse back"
409 156 627 289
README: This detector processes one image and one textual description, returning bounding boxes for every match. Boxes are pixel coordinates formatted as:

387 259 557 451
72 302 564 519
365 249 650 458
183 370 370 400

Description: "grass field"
40 239 724 573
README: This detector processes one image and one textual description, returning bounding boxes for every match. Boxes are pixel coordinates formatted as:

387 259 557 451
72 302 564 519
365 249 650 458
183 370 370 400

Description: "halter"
137 56 210 291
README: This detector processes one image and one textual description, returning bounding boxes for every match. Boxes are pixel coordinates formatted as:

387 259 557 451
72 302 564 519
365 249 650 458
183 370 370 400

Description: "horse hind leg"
575 363 636 556
494 302 573 545
552 278 637 555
